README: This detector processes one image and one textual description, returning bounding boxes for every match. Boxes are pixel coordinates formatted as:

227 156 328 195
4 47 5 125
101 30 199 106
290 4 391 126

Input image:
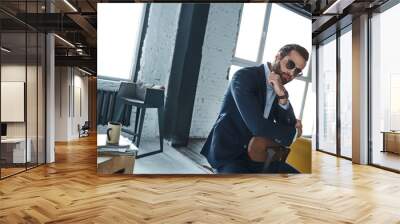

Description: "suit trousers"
216 153 299 174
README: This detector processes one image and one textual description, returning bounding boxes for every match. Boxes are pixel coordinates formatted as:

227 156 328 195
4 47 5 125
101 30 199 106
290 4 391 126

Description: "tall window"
230 3 313 135
0 1 46 179
98 3 145 80
315 25 352 159
339 27 352 158
317 36 337 154
234 4 267 62
370 2 400 171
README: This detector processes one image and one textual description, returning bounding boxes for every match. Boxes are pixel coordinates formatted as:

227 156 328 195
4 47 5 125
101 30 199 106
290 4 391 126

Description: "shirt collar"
263 63 273 89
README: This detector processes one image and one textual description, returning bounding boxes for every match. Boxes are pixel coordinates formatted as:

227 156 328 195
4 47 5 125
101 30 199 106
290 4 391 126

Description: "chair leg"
133 107 141 142
157 107 164 152
262 147 290 172
136 107 165 159
281 147 290 162
136 107 146 147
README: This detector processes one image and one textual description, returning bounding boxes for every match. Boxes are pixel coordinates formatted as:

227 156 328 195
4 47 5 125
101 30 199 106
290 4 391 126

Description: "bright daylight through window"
98 3 144 80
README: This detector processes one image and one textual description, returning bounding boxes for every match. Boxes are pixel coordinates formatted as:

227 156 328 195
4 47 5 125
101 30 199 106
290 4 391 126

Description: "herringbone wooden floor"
1 135 400 223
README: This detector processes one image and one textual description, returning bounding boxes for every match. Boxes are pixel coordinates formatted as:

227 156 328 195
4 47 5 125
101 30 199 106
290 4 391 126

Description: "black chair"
262 147 291 173
78 121 90 138
116 82 165 159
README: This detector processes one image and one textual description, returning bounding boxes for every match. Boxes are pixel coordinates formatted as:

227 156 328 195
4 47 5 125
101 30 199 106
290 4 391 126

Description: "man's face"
272 50 307 85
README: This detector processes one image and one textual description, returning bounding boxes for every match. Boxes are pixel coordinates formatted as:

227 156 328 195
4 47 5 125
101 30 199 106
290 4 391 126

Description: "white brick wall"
190 3 242 138
135 3 181 138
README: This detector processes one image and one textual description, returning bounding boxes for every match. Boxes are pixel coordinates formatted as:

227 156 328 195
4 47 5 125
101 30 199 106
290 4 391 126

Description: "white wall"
1 63 46 164
1 65 36 137
190 3 242 138
55 67 89 141
135 3 182 138
71 73 89 138
55 67 68 141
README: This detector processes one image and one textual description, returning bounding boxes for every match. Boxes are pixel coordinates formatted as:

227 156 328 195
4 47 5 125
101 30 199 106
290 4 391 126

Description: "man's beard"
271 60 288 84
271 60 282 75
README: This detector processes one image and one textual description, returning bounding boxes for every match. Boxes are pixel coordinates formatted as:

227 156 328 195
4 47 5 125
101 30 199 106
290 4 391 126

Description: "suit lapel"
257 65 267 111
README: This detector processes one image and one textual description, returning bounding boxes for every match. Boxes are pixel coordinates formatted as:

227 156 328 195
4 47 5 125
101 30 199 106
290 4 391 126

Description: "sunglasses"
286 59 303 77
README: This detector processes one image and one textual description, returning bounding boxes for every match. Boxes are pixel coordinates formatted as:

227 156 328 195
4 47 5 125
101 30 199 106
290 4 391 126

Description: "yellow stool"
287 137 312 173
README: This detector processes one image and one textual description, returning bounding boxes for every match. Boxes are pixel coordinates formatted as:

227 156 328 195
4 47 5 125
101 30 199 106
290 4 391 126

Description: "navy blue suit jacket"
201 65 297 168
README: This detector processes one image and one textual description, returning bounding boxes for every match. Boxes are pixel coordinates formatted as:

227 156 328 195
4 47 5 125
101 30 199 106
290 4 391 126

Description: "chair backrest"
117 82 137 99
117 82 150 101
117 81 165 108
134 82 148 101
83 121 90 129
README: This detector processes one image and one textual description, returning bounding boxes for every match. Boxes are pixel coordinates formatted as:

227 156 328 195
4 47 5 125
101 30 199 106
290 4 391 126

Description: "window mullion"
299 80 308 120
231 57 259 67
256 3 272 64
132 3 149 82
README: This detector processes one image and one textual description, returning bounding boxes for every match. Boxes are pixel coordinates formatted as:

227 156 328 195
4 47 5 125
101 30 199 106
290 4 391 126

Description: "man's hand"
268 72 286 97
295 119 302 138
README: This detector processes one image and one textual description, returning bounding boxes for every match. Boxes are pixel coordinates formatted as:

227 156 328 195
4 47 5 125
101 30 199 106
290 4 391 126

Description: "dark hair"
278 44 309 61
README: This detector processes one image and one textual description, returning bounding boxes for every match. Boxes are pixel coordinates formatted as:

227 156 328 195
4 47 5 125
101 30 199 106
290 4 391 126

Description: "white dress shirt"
263 63 298 145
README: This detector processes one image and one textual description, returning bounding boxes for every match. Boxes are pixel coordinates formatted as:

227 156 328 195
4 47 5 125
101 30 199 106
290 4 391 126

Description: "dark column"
164 3 210 147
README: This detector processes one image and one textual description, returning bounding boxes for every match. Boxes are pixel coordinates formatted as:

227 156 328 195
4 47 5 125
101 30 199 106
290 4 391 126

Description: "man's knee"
248 136 279 162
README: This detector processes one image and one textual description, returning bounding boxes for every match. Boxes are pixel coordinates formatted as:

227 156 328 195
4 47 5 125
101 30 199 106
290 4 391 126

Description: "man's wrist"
276 89 288 99
278 98 288 105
